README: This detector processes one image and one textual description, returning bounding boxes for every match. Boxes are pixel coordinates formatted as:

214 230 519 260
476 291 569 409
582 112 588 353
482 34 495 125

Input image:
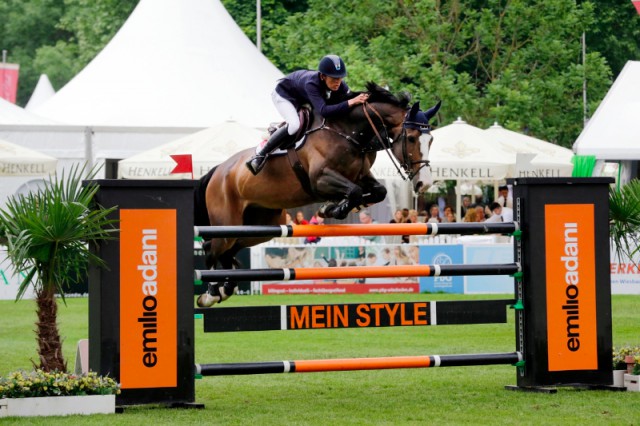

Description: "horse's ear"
409 102 420 119
425 100 442 121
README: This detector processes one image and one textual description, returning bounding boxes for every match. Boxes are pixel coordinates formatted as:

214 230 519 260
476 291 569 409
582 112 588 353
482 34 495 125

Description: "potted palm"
0 165 119 416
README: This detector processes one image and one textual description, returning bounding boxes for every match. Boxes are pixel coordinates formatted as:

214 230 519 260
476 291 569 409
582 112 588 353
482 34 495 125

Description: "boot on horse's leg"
196 282 238 307
246 125 291 175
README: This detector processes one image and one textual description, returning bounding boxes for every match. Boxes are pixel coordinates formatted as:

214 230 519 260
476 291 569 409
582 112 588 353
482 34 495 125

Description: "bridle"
362 102 431 181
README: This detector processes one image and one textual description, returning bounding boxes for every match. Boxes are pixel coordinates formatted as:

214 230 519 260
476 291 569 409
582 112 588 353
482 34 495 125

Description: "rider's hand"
348 93 369 107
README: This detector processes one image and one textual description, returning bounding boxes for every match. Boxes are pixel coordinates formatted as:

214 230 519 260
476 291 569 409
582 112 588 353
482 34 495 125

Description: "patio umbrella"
0 138 57 176
484 123 573 178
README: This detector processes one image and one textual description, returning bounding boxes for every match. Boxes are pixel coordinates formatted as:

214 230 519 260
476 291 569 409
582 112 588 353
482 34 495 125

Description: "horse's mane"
364 82 411 108
337 82 411 109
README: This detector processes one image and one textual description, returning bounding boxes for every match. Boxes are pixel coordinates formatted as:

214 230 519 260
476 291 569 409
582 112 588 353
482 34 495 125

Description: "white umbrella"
118 121 266 179
0 138 57 176
427 118 512 182
484 123 574 178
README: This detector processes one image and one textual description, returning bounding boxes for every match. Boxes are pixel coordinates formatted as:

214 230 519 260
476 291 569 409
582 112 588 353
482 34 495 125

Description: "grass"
0 293 638 425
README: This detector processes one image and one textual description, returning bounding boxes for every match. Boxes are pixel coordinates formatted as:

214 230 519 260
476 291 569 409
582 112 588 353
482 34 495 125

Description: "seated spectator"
304 211 324 244
390 209 403 223
442 206 456 223
427 204 441 223
484 202 503 223
359 209 381 243
294 210 308 225
474 204 487 222
463 209 478 223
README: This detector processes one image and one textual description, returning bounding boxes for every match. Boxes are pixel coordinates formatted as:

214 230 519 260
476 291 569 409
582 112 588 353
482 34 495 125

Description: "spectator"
284 211 294 225
427 204 441 223
390 209 403 223
461 196 471 217
474 204 487 222
485 202 503 223
408 209 419 224
442 206 456 223
293 210 308 225
304 210 324 244
358 209 381 243
463 209 478 223
496 185 513 208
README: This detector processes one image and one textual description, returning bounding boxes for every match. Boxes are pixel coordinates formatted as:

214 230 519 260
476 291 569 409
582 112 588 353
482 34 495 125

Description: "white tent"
34 0 283 128
485 123 574 177
0 97 52 125
25 74 56 111
573 61 640 159
118 121 265 179
0 138 57 176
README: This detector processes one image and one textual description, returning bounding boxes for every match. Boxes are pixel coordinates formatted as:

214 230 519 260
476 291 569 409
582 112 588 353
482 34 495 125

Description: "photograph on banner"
262 244 419 284
419 245 464 293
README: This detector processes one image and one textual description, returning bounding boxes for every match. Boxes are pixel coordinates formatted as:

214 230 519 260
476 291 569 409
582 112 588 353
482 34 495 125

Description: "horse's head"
363 82 441 181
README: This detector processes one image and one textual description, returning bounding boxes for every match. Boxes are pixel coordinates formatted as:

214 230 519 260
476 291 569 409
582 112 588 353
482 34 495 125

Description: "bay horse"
195 82 440 307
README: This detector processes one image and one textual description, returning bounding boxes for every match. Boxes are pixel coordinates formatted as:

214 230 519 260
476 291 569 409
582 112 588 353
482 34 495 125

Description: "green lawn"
0 293 638 425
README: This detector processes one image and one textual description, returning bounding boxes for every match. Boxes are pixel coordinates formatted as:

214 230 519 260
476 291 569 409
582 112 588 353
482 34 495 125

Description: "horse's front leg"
314 168 363 220
359 173 387 206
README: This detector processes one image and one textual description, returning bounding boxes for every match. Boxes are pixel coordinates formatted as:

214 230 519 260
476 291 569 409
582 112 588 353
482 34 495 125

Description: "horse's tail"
194 165 218 226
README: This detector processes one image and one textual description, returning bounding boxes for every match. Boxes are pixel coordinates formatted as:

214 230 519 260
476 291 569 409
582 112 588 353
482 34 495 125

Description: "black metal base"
504 385 558 394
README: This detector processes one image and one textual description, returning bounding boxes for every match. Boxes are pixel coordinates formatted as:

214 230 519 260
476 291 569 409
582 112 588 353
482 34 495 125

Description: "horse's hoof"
196 293 220 307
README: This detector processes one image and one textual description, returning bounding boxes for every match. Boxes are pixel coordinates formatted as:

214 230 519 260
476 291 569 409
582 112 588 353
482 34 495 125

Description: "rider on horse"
245 55 370 175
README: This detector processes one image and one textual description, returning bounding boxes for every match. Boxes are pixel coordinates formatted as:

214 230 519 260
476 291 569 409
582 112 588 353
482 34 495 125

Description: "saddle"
265 106 313 155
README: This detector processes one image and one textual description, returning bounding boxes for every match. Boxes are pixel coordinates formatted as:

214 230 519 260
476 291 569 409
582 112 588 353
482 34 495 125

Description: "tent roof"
573 61 640 160
0 96 53 125
118 121 265 179
25 74 56 111
35 0 283 128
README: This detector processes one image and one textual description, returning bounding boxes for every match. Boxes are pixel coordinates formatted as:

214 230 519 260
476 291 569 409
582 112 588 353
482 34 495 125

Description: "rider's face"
322 75 343 91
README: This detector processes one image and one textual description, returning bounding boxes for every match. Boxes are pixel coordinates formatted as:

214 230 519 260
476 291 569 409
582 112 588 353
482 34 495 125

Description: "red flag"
170 154 193 177
633 0 640 14
0 63 20 103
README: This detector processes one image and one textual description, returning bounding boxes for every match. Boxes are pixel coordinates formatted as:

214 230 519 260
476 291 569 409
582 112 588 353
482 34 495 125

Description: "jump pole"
196 352 523 376
195 222 519 239
195 263 521 282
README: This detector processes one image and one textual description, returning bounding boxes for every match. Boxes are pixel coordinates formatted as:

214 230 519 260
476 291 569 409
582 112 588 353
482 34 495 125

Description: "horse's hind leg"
197 238 240 307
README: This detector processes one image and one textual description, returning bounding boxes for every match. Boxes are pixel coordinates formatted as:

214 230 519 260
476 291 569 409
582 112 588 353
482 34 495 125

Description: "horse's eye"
408 135 417 143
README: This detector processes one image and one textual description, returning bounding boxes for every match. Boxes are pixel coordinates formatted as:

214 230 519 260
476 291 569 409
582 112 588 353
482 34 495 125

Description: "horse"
194 82 441 307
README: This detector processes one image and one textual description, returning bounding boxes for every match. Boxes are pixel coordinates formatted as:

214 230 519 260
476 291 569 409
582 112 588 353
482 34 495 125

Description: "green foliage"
0 370 119 398
0 165 117 302
609 179 640 264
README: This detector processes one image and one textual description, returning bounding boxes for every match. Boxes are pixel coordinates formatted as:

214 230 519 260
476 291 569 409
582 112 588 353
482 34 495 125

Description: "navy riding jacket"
275 70 351 118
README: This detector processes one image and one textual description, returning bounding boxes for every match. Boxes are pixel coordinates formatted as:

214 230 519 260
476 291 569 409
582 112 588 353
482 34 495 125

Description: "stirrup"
245 155 266 176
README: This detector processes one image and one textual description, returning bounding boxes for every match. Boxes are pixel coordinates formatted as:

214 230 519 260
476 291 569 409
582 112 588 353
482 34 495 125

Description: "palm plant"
609 179 640 262
0 165 116 372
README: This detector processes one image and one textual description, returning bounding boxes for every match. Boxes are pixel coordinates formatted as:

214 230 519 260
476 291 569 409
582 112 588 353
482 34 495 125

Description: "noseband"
362 103 431 181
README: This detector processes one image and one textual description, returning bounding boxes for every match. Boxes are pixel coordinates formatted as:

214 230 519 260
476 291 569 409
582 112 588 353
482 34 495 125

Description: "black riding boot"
245 125 291 175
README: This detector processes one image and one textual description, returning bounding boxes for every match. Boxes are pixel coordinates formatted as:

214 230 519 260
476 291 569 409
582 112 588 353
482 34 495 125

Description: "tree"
265 0 612 147
0 166 116 371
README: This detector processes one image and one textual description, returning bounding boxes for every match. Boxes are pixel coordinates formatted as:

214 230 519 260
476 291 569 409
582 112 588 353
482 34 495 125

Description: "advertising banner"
465 244 514 293
260 244 419 294
418 245 464 293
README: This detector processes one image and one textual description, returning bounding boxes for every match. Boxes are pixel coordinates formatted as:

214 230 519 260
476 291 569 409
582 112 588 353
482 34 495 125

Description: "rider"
245 54 370 175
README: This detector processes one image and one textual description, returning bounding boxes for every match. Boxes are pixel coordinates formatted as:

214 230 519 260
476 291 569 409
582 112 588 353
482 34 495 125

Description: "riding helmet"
318 55 347 78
